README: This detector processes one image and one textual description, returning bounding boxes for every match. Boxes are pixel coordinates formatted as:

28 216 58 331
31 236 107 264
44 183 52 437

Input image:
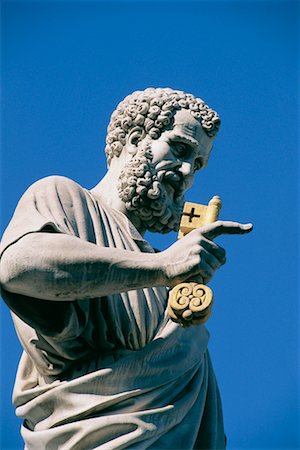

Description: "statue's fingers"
198 261 214 284
204 252 224 271
185 274 204 284
201 239 226 264
184 253 220 283
201 221 253 240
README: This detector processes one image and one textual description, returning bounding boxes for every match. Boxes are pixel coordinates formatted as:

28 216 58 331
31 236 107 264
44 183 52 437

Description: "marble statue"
0 88 252 449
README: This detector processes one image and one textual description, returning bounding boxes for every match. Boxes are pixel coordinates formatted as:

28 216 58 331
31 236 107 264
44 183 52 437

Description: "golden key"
168 195 222 327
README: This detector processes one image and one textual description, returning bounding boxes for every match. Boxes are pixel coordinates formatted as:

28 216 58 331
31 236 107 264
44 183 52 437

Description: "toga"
0 176 225 449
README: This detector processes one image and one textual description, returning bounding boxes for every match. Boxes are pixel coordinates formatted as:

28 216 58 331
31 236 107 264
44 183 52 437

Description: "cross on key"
178 196 222 239
183 207 202 223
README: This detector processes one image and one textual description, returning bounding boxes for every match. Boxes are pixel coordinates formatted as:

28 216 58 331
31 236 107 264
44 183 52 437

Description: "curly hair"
105 87 221 166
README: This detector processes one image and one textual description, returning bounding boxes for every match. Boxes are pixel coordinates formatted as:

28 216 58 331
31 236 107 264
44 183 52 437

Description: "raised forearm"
0 221 252 302
0 233 165 301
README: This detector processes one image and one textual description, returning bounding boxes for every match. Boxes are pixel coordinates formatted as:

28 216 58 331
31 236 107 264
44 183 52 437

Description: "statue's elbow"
0 246 27 293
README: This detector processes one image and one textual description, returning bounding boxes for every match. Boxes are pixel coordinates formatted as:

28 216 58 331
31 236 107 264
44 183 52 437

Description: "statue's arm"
0 221 251 301
0 232 166 300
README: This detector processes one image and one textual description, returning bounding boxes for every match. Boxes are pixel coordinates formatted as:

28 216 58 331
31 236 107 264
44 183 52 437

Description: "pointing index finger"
200 221 253 240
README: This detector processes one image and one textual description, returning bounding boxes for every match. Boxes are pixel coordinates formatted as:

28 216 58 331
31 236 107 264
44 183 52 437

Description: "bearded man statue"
0 87 252 449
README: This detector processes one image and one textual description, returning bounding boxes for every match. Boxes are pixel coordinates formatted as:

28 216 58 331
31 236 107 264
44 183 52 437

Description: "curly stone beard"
117 143 184 234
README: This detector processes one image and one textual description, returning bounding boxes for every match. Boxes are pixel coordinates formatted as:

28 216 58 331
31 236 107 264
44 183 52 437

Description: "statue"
0 88 252 449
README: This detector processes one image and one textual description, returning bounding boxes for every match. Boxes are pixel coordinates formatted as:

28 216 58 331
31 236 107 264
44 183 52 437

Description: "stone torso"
0 175 225 449
1 176 168 379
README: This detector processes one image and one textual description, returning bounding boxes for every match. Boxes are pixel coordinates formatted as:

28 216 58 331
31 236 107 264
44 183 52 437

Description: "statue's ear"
127 127 146 148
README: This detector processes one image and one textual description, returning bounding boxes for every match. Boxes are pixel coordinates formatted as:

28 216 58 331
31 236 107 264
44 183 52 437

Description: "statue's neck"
90 172 146 237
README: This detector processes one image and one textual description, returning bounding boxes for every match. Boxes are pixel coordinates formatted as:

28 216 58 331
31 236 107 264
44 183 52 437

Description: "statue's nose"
179 161 193 178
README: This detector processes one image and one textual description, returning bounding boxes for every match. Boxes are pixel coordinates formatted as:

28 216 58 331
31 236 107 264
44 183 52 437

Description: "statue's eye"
174 142 188 156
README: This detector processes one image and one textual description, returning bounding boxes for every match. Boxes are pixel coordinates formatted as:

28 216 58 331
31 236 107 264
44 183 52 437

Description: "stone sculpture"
0 87 252 449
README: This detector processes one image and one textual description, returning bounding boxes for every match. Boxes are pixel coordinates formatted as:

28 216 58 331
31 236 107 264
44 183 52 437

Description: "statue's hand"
160 220 253 287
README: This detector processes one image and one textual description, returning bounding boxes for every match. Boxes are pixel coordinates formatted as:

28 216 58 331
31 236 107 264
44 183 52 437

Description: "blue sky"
1 1 299 449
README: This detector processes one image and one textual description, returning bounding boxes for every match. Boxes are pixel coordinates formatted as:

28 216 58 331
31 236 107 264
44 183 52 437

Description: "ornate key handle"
168 196 222 327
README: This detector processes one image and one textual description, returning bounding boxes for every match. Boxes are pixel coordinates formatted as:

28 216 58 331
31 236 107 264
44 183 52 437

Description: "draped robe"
0 176 225 449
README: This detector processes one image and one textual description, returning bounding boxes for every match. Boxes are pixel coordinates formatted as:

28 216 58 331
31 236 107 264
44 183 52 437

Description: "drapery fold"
1 176 225 449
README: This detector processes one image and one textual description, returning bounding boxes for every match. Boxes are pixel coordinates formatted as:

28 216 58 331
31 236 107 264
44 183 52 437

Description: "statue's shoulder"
27 175 84 193
16 175 91 219
23 175 90 204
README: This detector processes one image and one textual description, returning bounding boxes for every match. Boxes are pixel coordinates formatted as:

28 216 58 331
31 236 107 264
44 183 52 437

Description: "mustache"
154 160 179 172
156 169 185 198
153 159 185 194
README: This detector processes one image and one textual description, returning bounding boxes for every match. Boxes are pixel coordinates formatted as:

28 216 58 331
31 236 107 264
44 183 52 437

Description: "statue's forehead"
173 109 203 136
171 109 215 152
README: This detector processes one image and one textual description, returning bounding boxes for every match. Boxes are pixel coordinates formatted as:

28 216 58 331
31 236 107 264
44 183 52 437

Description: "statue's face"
150 109 215 203
118 109 215 234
